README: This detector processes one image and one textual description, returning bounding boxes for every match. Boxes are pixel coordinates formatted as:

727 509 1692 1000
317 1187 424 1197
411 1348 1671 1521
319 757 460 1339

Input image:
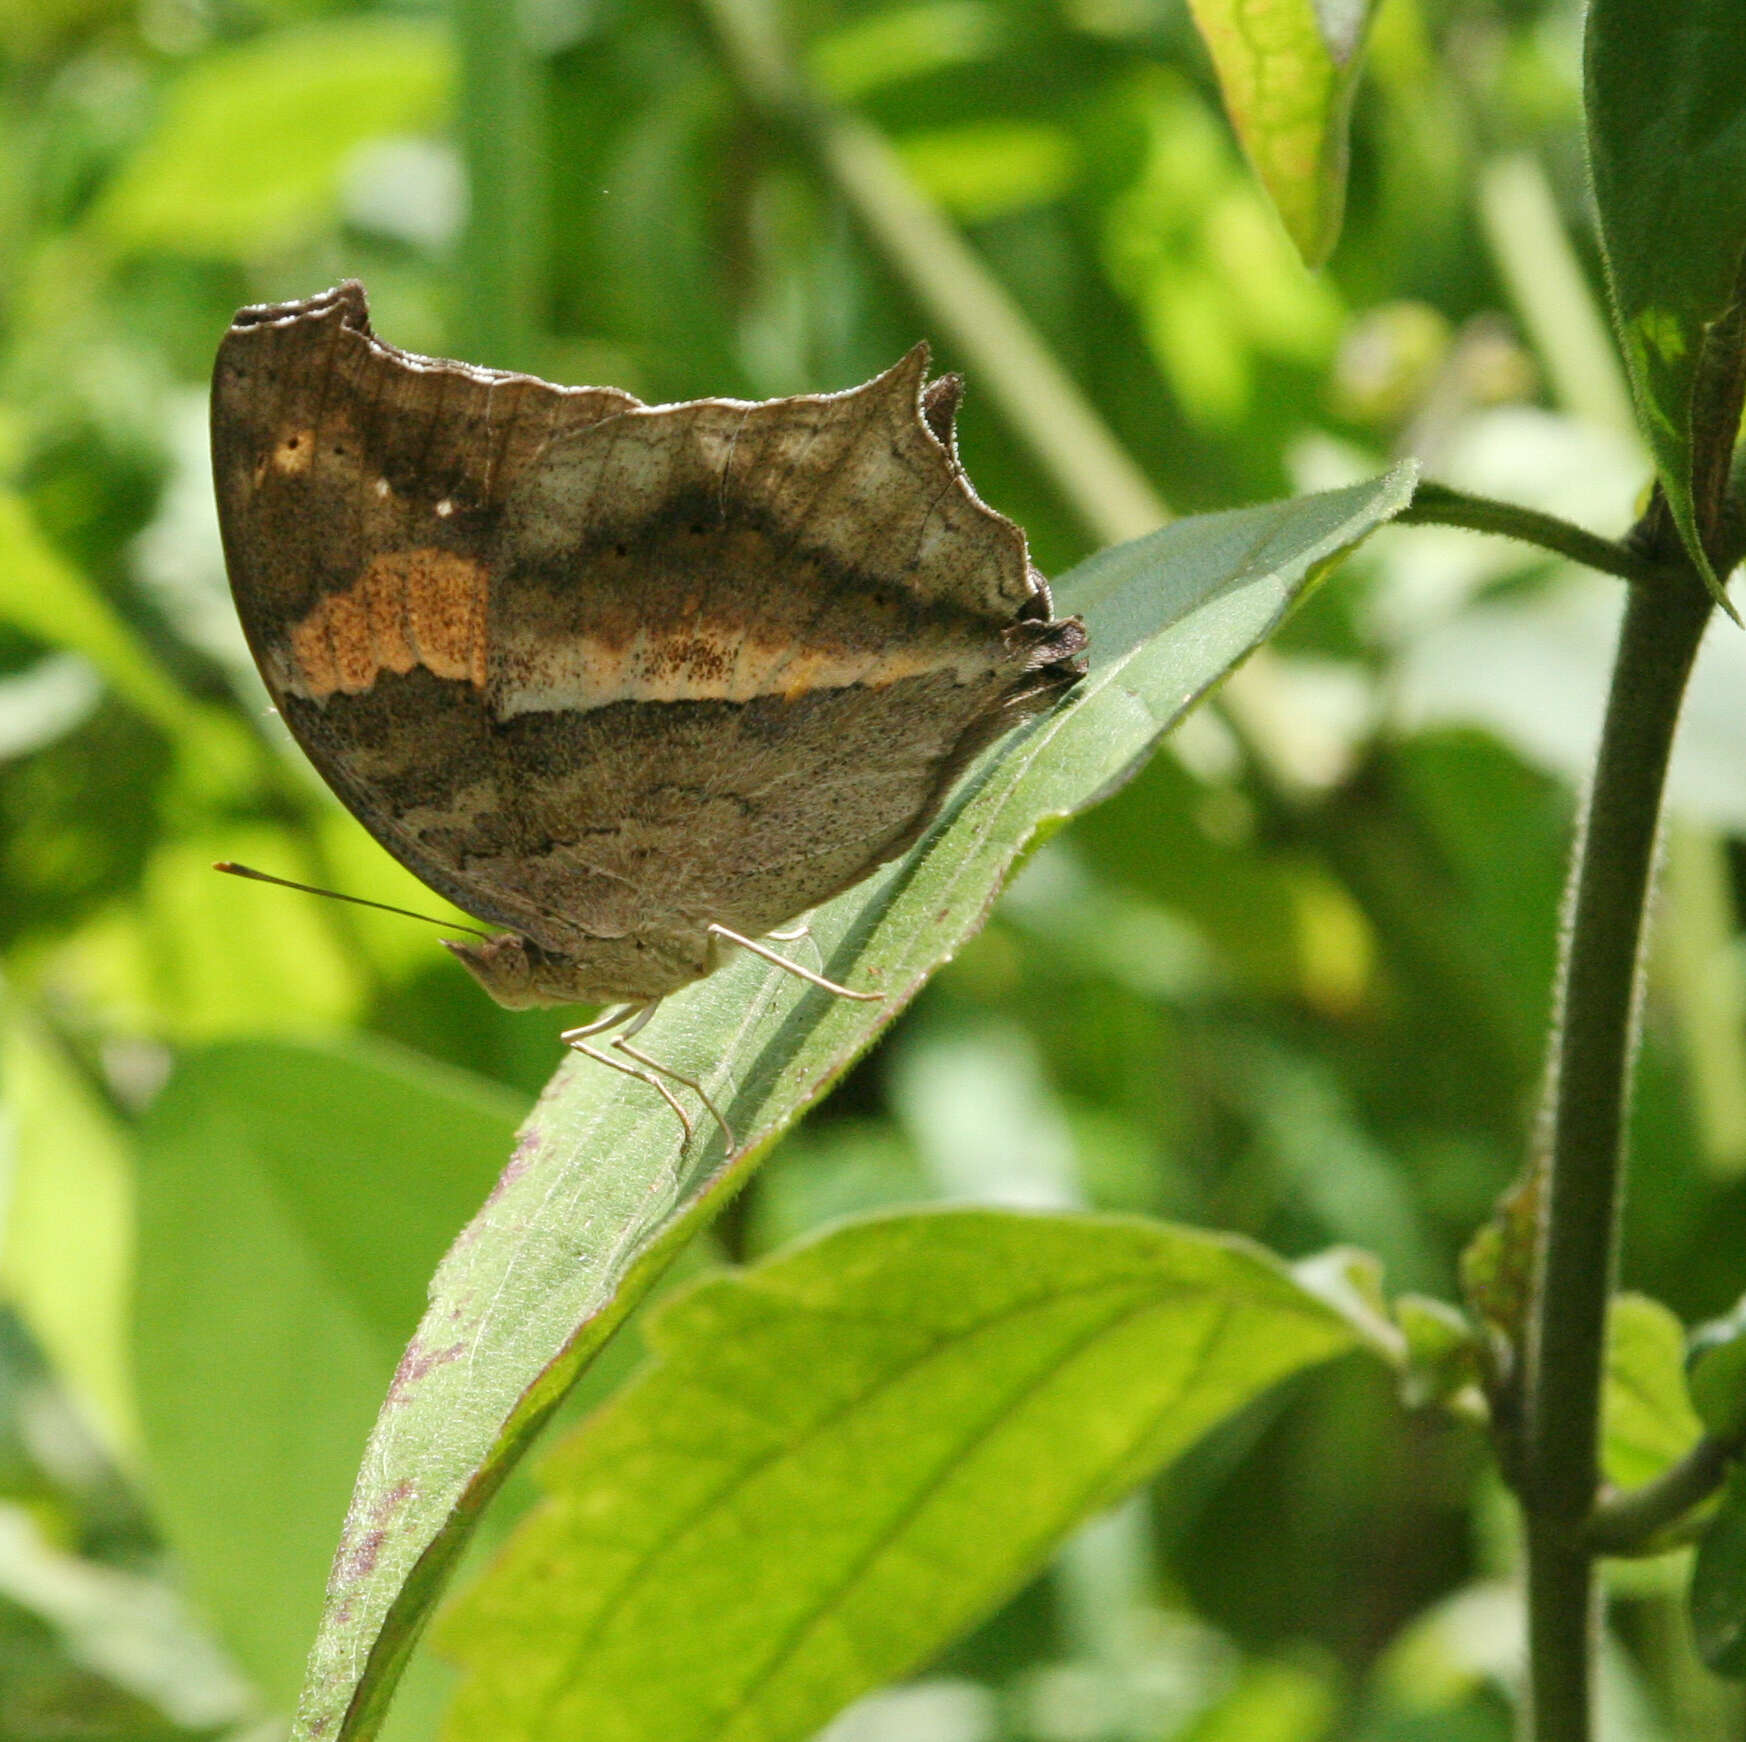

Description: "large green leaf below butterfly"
288 465 1416 1742
439 1210 1373 1742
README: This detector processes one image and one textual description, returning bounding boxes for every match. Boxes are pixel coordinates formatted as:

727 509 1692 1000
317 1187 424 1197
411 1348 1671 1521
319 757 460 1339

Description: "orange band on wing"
287 548 489 698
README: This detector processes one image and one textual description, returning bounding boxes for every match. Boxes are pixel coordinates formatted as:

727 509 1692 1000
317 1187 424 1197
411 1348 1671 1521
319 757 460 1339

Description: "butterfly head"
442 929 710 1009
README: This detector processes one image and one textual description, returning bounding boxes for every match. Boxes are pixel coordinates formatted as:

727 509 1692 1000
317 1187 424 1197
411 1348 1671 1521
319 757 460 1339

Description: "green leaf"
91 18 451 259
0 490 199 739
1602 1294 1704 1491
807 3 1005 102
895 121 1078 223
1693 1460 1746 1676
285 468 1415 1742
439 1210 1362 1742
0 994 139 1463
0 1503 254 1731
1393 1293 1480 1413
1689 1293 1746 1441
1184 0 1382 266
133 1038 524 1708
1586 0 1746 599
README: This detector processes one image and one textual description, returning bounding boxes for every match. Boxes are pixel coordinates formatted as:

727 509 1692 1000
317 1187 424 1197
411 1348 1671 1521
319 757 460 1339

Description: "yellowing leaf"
1186 0 1382 266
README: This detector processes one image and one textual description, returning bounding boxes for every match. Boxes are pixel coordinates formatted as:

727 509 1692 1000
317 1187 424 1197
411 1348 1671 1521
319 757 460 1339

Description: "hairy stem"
1396 484 1677 587
1522 575 1712 1741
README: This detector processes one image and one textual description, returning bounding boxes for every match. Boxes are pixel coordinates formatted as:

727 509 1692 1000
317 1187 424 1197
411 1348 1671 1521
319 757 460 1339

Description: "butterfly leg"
613 1038 737 1155
603 1002 736 1149
561 1003 694 1142
764 920 834 978
707 922 882 1002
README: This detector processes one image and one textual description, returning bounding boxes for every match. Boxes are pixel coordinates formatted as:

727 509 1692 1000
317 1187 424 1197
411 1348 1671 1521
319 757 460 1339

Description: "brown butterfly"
212 282 1087 1139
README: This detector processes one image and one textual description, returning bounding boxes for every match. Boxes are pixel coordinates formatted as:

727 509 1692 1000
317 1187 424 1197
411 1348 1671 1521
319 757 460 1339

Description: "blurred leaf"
747 1120 932 1257
287 470 1414 1742
133 1038 524 1707
1184 0 1381 266
1586 0 1746 597
896 121 1077 223
0 490 196 739
1393 1294 1480 1414
1658 825 1746 1180
1692 1460 1746 1677
889 1016 1081 1207
1238 1044 1435 1289
1393 573 1746 834
55 825 370 1041
440 1210 1363 1742
1602 1293 1703 1490
1179 1654 1338 1742
1372 1580 1521 1713
808 3 1004 101
1688 1293 1746 1440
91 19 452 259
0 1502 254 1730
1103 73 1342 425
1068 752 1357 1010
0 994 138 1461
0 653 101 761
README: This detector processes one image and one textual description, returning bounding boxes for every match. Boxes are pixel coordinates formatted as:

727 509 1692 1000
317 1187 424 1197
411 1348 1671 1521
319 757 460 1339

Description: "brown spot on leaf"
337 1528 386 1583
387 1339 464 1404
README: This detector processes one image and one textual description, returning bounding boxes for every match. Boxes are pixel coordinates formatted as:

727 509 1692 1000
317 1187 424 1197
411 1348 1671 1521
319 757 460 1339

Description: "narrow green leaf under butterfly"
1586 0 1746 602
438 1210 1368 1742
288 465 1415 1742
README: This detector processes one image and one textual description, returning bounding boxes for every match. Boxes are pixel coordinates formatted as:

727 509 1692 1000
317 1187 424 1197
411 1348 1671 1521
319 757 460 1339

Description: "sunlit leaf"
0 993 138 1461
1185 0 1382 266
1688 1293 1746 1441
0 490 197 738
133 1038 523 1707
440 1211 1362 1742
1586 0 1746 599
92 19 451 259
284 468 1415 1742
1602 1293 1703 1490
896 121 1077 223
808 2 1004 102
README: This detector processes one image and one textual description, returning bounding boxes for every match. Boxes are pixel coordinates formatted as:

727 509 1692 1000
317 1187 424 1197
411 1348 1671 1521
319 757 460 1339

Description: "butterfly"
211 281 1087 1141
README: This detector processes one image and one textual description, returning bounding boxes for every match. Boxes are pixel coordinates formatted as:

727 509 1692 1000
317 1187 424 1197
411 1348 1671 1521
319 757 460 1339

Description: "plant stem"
1395 484 1676 587
1522 574 1712 1741
1586 1432 1742 1556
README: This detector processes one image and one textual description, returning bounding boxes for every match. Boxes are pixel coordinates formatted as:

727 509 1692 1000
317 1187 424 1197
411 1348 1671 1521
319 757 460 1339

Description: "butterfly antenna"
213 861 491 939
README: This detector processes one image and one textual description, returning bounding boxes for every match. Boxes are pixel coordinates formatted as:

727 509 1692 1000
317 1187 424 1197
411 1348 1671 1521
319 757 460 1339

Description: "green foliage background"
0 0 1743 1738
